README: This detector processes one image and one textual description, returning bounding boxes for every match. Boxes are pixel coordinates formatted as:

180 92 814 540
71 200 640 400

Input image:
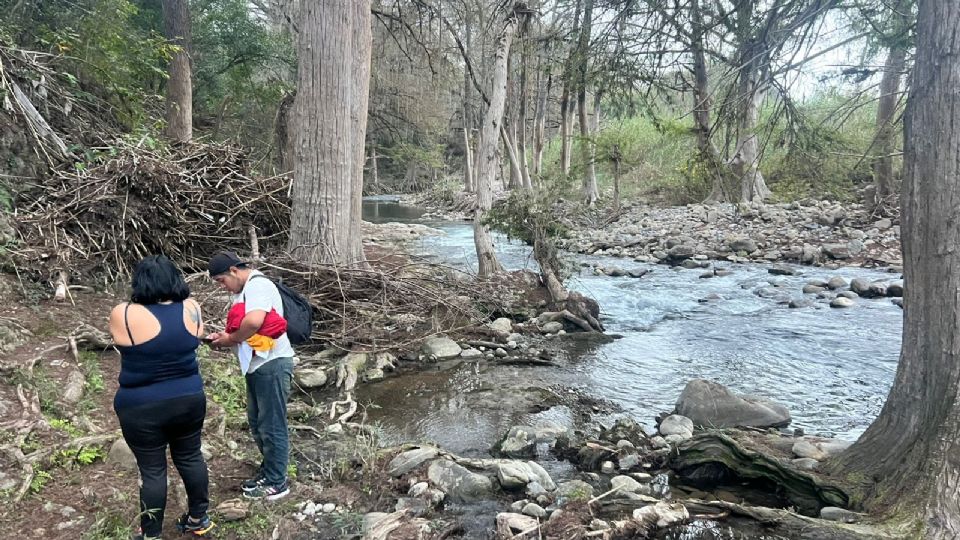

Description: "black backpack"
249 274 313 345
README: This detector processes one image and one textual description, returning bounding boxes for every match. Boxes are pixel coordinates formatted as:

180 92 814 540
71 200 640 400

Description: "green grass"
538 90 884 205
197 345 247 420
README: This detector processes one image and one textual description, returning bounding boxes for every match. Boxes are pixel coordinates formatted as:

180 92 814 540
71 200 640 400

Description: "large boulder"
427 460 493 502
495 460 555 491
387 446 439 477
294 368 328 389
422 336 462 359
495 424 568 458
675 379 791 429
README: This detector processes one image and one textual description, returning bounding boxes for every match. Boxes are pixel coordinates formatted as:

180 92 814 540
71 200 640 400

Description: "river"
359 197 902 453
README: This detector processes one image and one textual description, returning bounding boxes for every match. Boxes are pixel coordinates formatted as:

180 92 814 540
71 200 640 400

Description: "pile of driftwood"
9 140 291 284
193 257 513 352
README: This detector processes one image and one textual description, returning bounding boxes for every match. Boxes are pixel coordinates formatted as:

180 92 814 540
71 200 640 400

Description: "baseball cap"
208 251 249 277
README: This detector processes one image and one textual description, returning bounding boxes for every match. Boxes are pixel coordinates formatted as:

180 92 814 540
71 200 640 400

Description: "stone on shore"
422 336 462 359
427 460 493 502
675 379 791 429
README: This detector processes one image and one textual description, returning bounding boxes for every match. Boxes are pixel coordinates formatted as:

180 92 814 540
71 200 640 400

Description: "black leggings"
116 393 209 537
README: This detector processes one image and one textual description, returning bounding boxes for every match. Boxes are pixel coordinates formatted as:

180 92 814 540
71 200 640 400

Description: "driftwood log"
671 431 848 514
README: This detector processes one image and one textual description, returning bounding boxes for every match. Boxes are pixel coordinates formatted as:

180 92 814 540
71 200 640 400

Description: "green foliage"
54 445 107 467
30 467 52 493
79 350 105 395
198 345 247 419
192 0 295 151
48 417 84 438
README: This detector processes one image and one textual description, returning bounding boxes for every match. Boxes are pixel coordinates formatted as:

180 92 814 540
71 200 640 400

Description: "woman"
108 255 215 539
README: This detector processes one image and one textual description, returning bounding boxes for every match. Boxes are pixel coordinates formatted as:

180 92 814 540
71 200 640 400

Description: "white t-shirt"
234 270 295 373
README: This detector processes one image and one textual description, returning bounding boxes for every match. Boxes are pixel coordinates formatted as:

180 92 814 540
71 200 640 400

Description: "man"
207 251 293 501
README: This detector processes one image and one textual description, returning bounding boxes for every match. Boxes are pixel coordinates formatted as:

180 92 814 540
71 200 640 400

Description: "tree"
575 0 598 204
287 0 371 266
473 4 530 277
870 0 913 209
828 0 960 535
161 0 193 142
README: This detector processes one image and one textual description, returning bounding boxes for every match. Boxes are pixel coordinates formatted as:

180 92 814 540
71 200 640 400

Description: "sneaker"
176 513 216 536
243 478 290 501
241 471 266 491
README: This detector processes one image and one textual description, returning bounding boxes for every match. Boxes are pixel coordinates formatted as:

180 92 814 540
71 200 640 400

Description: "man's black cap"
208 251 248 277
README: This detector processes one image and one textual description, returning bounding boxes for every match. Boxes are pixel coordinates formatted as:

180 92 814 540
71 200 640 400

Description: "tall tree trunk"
501 126 524 191
369 146 380 191
517 36 533 190
691 0 727 203
611 145 621 211
463 8 476 193
828 2 960 536
288 0 370 266
274 92 295 173
532 71 549 182
463 127 474 192
161 0 192 143
873 45 908 208
577 0 598 204
474 8 526 277
559 0 582 177
732 38 772 203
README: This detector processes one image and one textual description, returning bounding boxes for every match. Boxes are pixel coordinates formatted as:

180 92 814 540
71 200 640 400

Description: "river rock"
601 461 616 474
667 245 696 262
886 281 904 297
867 282 888 298
839 290 859 300
850 278 871 295
892 298 904 308
558 480 594 501
610 475 643 493
497 462 534 490
618 454 640 471
659 415 694 439
496 513 538 537
522 503 547 518
792 440 827 461
395 497 428 516
294 368 328 389
422 337 462 359
816 438 855 457
388 446 439 477
627 269 649 278
409 482 429 497
802 284 824 294
460 348 483 359
675 379 792 428
633 501 690 528
806 279 829 288
541 321 564 334
769 264 798 276
820 507 861 523
823 244 851 260
727 237 758 254
830 297 855 308
427 460 493 502
789 298 814 309
107 438 137 471
827 276 848 290
489 318 513 335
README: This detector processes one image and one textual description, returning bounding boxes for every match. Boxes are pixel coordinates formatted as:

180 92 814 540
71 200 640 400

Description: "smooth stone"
675 379 791 429
821 507 861 523
427 460 493 502
792 440 827 461
521 503 547 518
601 461 616 474
387 446 439 477
294 368 328 389
422 336 462 359
659 414 694 438
541 321 564 334
610 475 642 493
827 276 848 290
489 318 513 334
830 297 855 308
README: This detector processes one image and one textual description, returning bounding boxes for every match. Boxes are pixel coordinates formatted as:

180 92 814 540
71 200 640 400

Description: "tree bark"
501 126 524 191
872 32 908 208
829 2 960 536
288 0 370 266
576 0 598 205
731 37 772 203
690 0 727 204
462 8 476 193
463 127 474 192
559 0 582 177
161 0 193 143
532 71 549 183
517 36 533 190
474 8 526 277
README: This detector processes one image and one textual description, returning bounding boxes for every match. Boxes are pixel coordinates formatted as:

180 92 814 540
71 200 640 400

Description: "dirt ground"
0 275 410 539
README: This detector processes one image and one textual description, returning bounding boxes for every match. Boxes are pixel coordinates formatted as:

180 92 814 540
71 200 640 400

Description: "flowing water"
359 199 902 536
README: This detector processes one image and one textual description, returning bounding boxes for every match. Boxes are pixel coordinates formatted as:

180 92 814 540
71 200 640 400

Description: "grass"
538 90 884 205
197 345 247 420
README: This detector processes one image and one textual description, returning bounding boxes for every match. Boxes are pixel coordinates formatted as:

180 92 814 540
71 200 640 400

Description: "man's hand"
207 332 234 348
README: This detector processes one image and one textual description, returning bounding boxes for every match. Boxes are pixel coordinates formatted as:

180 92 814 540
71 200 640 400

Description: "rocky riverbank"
559 200 902 270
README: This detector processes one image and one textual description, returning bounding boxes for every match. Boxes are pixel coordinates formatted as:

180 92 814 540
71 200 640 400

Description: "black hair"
130 255 191 305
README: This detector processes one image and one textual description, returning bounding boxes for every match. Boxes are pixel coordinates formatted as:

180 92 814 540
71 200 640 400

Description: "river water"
359 197 902 451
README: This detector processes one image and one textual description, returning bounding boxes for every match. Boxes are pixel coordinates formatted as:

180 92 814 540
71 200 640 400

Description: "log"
671 431 848 514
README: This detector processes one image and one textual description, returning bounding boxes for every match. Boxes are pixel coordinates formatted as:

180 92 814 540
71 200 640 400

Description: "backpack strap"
123 303 135 346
